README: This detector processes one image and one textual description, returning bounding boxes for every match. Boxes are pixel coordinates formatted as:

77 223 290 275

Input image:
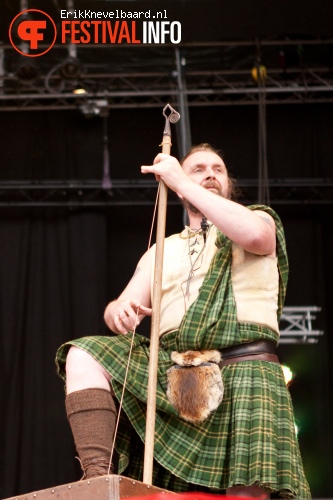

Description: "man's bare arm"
104 250 153 334
141 154 276 256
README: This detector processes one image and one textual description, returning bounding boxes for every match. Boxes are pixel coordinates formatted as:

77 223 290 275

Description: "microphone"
200 216 209 245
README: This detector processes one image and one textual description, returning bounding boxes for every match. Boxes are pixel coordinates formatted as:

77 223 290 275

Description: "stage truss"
280 306 323 344
0 178 332 207
1 40 333 111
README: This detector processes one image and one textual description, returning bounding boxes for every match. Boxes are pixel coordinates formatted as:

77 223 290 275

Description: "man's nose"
205 168 216 179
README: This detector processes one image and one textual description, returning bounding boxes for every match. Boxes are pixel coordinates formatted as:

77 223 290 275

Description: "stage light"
73 88 87 95
282 364 294 386
16 58 39 85
79 102 101 118
79 99 108 118
251 63 267 83
59 57 82 80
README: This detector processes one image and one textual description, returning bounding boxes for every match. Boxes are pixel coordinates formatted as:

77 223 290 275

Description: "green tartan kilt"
56 329 311 499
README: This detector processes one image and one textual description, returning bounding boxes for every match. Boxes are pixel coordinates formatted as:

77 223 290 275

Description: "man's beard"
181 181 224 215
181 198 201 215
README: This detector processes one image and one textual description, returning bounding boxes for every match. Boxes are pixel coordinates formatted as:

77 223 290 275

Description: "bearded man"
56 143 311 499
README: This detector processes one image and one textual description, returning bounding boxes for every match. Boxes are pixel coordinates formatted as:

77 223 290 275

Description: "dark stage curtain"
0 211 109 496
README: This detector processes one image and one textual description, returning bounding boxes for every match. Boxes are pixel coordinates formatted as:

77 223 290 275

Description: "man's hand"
141 153 189 194
104 298 152 335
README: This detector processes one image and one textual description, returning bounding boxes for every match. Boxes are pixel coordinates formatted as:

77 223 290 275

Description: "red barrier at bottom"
4 476 267 500
127 492 267 500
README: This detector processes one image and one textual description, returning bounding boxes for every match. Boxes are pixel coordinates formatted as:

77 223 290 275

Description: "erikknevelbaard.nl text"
60 9 181 44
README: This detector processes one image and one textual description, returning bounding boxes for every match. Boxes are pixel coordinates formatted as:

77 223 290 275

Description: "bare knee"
66 346 98 375
66 346 111 394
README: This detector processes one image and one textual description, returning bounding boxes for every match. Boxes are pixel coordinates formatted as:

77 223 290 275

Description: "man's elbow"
247 231 276 256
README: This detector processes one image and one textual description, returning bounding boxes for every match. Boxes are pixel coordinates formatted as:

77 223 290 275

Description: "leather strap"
220 339 276 359
219 352 279 367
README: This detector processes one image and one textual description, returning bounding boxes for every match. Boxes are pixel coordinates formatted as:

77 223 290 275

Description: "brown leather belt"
218 340 279 367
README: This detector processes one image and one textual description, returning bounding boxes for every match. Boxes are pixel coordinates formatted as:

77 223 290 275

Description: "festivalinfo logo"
9 7 182 56
9 9 57 56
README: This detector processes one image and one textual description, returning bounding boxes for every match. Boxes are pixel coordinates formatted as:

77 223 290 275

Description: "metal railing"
280 306 323 344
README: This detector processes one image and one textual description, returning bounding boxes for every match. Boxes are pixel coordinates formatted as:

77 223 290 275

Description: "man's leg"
65 346 117 479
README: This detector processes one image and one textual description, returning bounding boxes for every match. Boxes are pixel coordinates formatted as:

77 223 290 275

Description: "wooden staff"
143 104 180 485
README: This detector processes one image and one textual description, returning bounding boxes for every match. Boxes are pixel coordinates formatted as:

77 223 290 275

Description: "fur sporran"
166 350 224 424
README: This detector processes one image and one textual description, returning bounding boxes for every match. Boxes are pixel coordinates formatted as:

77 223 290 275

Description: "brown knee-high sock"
66 388 117 479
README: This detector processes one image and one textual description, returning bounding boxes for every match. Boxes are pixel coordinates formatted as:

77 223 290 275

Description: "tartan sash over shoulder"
175 204 289 351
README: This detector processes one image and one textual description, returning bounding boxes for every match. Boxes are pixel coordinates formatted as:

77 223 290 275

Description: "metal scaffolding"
1 40 333 111
280 306 323 344
0 178 332 207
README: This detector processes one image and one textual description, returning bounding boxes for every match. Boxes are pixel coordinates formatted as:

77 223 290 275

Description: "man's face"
182 151 230 200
